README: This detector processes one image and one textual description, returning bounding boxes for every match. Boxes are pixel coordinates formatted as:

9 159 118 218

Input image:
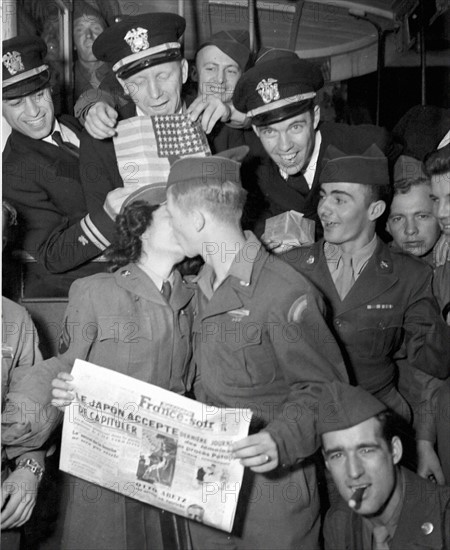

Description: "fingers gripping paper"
113 114 211 187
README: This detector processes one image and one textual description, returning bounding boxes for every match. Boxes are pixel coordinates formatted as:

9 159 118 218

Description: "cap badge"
2 51 24 76
256 78 280 104
124 27 149 53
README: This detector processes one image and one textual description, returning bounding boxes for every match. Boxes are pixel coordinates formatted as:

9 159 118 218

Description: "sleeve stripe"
80 215 111 250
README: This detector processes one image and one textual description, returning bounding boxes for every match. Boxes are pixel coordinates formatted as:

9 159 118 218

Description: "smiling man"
281 145 450 480
233 53 402 236
320 382 450 550
2 36 119 297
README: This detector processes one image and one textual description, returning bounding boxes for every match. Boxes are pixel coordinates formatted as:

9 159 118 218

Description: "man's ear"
391 436 403 465
192 210 205 232
313 105 320 130
181 58 189 84
368 200 386 221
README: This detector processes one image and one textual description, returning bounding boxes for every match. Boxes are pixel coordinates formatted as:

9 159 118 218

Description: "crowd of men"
2 8 450 550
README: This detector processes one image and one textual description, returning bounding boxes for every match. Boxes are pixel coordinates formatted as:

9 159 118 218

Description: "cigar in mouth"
348 486 366 509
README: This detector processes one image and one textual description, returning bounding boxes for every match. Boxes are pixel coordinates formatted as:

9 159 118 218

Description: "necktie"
373 525 390 550
52 131 80 159
161 281 172 302
335 253 355 299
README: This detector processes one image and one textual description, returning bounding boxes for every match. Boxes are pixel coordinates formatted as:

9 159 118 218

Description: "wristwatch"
15 458 44 483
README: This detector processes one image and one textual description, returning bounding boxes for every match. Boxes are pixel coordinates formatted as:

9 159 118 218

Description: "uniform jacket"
324 466 450 550
2 297 47 468
243 122 402 237
281 239 450 396
2 115 115 296
16 264 195 549
189 234 348 549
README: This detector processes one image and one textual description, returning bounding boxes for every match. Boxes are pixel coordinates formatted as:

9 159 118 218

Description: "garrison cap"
196 30 250 71
93 12 186 79
320 144 389 186
233 55 324 126
393 155 429 189
318 382 387 436
2 36 50 99
120 182 167 212
167 155 242 190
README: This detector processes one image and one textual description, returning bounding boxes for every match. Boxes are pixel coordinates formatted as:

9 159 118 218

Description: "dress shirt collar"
324 234 378 277
278 129 321 189
45 118 80 149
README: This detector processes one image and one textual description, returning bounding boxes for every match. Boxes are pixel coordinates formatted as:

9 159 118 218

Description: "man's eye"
291 124 303 132
417 214 430 220
390 216 402 223
261 128 274 136
328 452 342 461
360 447 374 455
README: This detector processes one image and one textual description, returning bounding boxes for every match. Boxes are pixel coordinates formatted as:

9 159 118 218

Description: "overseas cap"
167 155 242 189
320 144 389 186
93 12 186 79
394 155 429 187
233 55 324 126
197 30 250 71
2 36 50 99
318 382 387 435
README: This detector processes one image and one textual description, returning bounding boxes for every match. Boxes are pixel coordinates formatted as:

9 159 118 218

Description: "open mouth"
279 153 298 164
348 485 369 509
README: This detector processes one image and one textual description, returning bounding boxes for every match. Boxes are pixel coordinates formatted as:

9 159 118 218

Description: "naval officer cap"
93 12 186 80
2 36 50 99
317 382 387 436
320 144 389 186
196 30 250 71
233 54 324 126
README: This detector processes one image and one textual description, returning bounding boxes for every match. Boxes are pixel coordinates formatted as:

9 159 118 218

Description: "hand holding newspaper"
60 360 252 532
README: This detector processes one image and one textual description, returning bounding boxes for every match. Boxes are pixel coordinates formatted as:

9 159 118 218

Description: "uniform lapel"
114 263 164 304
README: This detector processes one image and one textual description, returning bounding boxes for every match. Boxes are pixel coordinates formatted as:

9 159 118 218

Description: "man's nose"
278 132 293 152
346 455 364 479
147 78 161 99
24 97 40 117
404 218 418 235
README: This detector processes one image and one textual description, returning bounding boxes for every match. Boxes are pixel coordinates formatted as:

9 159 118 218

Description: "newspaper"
60 359 252 532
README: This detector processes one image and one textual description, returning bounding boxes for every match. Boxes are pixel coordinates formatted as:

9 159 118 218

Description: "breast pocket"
93 317 153 377
221 322 278 389
356 311 404 358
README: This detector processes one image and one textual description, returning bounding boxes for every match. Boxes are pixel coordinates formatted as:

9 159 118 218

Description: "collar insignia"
124 27 149 53
2 51 24 75
256 78 280 104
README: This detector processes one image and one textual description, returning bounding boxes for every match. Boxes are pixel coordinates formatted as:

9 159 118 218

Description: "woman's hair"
106 201 158 271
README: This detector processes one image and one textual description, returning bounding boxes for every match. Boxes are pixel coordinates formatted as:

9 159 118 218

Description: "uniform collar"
324 234 378 276
196 231 261 299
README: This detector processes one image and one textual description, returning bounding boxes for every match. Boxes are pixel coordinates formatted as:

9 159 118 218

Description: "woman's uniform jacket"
324 467 450 550
18 264 195 550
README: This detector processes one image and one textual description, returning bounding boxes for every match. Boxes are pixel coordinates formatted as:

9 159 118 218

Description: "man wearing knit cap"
319 382 450 550
233 54 401 236
281 145 450 480
166 155 348 549
2 36 121 297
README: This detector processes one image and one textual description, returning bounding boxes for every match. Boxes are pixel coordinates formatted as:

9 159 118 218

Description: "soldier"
165 155 348 549
281 144 450 480
233 53 401 236
2 36 121 297
320 382 450 550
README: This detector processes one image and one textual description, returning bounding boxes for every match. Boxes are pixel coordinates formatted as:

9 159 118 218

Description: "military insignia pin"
124 27 149 53
2 51 24 75
256 78 280 104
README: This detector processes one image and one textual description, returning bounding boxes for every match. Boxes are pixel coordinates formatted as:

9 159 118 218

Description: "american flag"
113 114 211 187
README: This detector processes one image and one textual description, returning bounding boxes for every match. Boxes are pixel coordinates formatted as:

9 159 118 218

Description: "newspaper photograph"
60 359 253 532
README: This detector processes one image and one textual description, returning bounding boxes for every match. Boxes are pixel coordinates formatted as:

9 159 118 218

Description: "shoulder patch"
288 295 309 323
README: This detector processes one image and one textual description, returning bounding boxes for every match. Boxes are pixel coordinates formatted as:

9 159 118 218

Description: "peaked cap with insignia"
196 30 250 71
320 144 389 186
233 54 324 126
317 382 387 435
93 12 186 79
2 36 50 99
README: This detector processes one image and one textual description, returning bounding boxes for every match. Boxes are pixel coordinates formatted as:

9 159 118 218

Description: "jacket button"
421 522 433 535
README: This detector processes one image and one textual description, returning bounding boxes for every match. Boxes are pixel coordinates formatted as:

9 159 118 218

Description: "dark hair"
105 201 158 271
393 177 430 196
374 410 401 451
425 146 450 177
364 183 393 208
